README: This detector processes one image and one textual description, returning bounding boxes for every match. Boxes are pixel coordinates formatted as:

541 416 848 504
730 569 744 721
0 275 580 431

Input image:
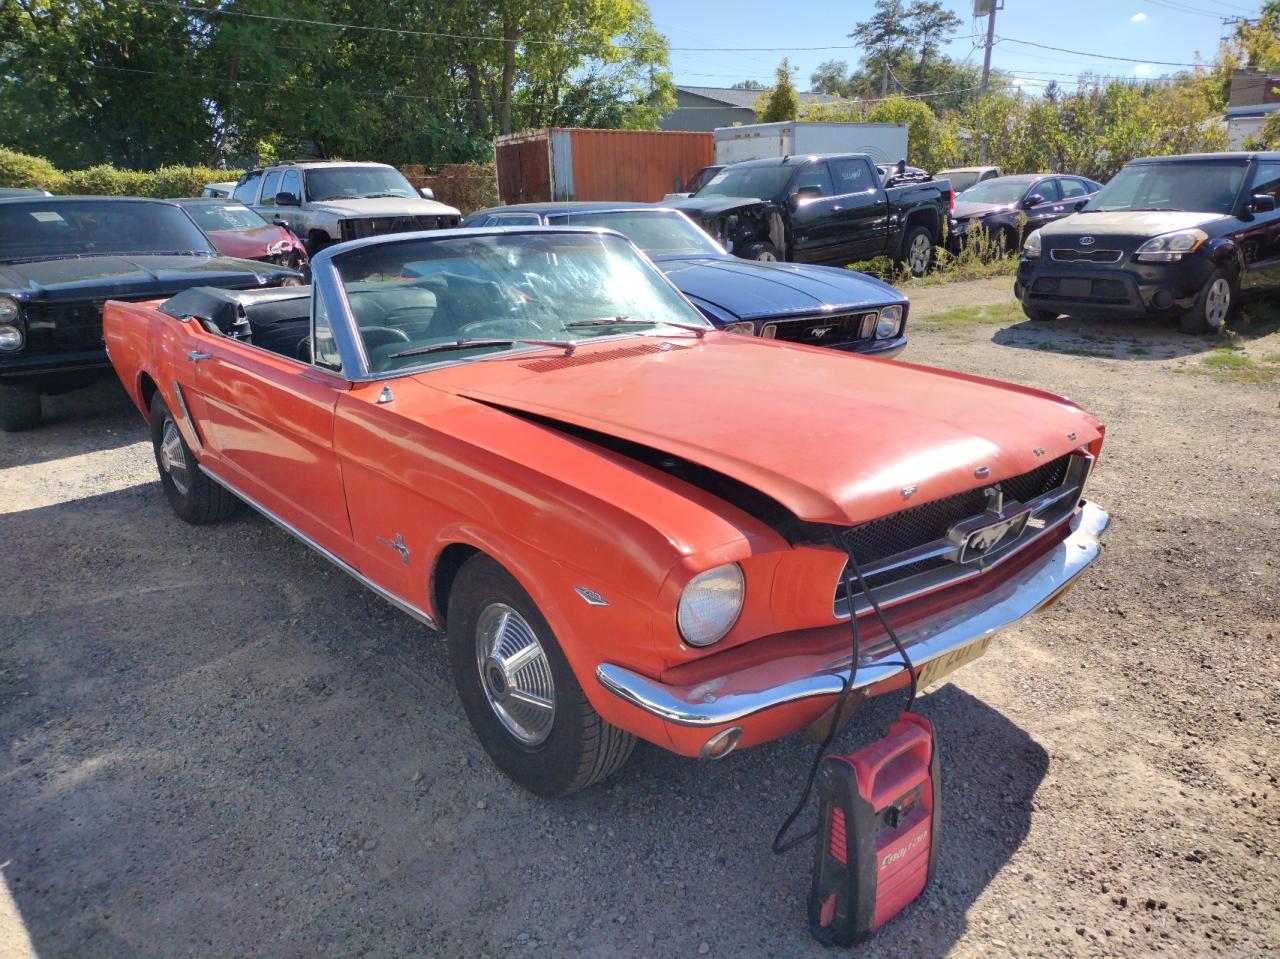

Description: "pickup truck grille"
762 312 878 346
339 214 461 241
833 453 1089 618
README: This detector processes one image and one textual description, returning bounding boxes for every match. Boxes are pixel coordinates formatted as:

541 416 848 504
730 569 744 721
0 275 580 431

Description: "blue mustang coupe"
461 203 907 356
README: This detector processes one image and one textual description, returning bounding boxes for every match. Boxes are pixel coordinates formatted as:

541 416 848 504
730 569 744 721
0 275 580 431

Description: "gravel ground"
2 283 1278 959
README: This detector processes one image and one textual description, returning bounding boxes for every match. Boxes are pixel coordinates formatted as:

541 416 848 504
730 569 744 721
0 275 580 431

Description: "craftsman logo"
880 829 928 869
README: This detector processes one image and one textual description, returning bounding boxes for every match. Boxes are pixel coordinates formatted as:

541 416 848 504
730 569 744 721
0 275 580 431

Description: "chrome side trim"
201 465 440 631
595 500 1109 728
170 381 202 452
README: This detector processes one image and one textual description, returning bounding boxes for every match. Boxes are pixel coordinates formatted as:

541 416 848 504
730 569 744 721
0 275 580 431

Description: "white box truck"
713 122 909 166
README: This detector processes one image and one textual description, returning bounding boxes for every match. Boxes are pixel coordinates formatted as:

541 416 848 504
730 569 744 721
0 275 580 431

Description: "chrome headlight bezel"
0 324 23 351
0 296 20 325
875 305 903 339
677 563 745 648
1022 229 1042 258
1135 228 1208 262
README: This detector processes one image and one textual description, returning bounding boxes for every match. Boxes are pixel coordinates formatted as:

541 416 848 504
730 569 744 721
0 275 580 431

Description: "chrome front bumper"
596 500 1110 728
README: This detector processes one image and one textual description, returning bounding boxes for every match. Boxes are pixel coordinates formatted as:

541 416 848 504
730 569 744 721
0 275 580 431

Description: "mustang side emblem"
1079 236 1096 246
376 532 411 566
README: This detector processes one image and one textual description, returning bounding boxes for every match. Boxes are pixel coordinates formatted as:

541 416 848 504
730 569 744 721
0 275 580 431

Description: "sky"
645 0 1262 96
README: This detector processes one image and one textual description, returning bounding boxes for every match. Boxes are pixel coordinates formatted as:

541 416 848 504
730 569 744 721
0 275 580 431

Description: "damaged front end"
669 197 787 259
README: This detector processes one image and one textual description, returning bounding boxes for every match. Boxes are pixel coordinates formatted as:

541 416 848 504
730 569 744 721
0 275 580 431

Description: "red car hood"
422 336 1101 526
207 225 297 260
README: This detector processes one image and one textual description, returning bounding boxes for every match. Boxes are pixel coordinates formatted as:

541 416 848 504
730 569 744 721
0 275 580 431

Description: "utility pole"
881 58 890 97
979 0 998 96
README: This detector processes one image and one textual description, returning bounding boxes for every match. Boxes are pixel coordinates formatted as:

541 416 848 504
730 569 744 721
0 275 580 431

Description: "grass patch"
1261 352 1280 364
1190 347 1279 385
915 302 1024 329
848 225 1021 288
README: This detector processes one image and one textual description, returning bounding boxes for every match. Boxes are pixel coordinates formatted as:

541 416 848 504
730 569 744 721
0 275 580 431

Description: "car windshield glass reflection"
1087 162 1246 214
306 166 419 201
0 199 215 262
183 203 270 232
695 165 793 200
957 178 1037 205
332 232 712 374
561 211 721 257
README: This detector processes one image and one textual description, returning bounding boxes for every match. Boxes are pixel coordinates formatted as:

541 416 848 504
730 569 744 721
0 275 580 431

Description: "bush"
0 147 240 197
0 147 66 192
401 163 498 215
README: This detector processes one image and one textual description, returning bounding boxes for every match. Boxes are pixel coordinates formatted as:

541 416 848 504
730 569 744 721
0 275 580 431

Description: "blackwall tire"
1181 268 1235 335
149 391 238 525
901 226 936 276
447 554 635 797
738 241 780 262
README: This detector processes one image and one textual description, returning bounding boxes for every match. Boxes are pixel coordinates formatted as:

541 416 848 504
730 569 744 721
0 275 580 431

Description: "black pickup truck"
1016 151 1280 333
668 154 952 275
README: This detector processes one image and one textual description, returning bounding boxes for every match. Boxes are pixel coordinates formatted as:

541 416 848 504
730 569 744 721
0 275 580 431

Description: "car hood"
0 254 291 302
207 226 298 259
307 196 461 217
423 337 1100 526
952 200 1015 220
658 256 902 320
666 195 769 217
1041 210 1224 238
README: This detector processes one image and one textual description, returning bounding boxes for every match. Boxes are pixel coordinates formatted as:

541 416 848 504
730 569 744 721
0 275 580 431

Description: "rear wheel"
1181 268 1235 335
0 382 41 432
149 391 238 524
901 226 936 276
738 241 780 262
447 554 635 797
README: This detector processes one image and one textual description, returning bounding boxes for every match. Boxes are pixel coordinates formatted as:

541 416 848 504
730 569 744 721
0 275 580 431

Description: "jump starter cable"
771 531 918 855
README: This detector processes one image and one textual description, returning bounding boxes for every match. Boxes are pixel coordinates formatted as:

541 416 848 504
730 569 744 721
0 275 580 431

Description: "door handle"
186 350 212 362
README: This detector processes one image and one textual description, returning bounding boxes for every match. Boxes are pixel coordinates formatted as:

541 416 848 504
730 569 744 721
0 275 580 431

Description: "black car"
0 196 302 430
948 174 1102 252
462 202 909 356
667 154 952 275
1015 152 1280 334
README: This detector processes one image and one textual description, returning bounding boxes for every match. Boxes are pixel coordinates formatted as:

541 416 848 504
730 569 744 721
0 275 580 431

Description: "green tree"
758 59 800 122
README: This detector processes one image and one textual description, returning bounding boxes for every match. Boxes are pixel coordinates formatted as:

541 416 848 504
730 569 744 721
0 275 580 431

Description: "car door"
1235 159 1280 293
827 156 890 261
173 290 354 556
269 169 307 236
1057 177 1095 214
786 161 841 263
1021 178 1063 234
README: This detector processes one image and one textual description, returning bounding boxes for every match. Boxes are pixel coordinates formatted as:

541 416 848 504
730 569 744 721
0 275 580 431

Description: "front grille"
23 299 110 352
339 214 460 241
833 453 1086 616
1031 276 1131 305
763 312 877 345
1050 248 1124 264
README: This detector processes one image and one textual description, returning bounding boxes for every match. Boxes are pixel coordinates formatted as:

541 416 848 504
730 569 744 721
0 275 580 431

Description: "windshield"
685 166 722 194
305 166 418 201
694 165 793 200
182 202 270 233
957 178 1036 205
332 232 711 374
0 199 214 261
1086 161 1247 214
555 210 721 257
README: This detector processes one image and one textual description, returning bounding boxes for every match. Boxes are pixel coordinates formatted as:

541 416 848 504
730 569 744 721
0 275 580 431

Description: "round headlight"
0 324 23 351
876 305 902 339
0 296 20 324
677 563 745 647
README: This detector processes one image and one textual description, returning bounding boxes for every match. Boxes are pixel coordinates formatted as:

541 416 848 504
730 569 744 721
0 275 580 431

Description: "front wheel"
447 555 635 797
738 241 780 262
1181 268 1235 335
1022 303 1059 322
901 226 936 276
0 382 41 432
149 391 238 524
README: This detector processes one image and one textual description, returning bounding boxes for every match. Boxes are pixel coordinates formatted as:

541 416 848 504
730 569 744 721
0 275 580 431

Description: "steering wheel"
359 326 411 350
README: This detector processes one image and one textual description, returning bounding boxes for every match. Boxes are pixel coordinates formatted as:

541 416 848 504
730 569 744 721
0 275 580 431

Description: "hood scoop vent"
520 340 690 373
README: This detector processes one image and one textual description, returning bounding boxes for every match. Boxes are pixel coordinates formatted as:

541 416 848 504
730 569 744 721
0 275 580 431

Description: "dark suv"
1015 152 1280 333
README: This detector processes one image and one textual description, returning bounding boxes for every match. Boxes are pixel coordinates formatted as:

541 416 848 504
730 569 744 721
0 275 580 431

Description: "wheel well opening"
905 209 938 237
138 373 159 419
431 543 482 626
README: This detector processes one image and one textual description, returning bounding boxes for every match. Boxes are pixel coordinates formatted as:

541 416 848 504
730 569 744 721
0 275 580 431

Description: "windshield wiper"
388 337 577 360
359 192 409 199
565 316 709 337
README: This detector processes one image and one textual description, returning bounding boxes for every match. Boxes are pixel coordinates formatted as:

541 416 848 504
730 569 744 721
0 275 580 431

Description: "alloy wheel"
909 234 932 273
159 415 191 495
474 602 556 745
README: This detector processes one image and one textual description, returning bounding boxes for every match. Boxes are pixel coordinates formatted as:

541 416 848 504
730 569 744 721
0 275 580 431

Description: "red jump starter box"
808 712 941 947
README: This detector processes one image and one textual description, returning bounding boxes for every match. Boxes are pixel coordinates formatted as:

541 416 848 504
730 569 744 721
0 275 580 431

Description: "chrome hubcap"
1205 278 1230 328
909 235 932 273
159 416 190 495
755 250 777 261
474 603 555 745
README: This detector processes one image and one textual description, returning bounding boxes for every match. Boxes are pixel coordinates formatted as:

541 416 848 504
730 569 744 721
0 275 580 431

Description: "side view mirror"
419 186 435 200
275 192 300 207
1023 194 1047 209
1073 198 1088 212
1250 193 1277 213
272 215 288 227
791 185 823 204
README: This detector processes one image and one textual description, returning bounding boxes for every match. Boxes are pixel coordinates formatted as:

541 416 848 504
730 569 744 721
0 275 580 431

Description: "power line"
1146 0 1232 19
994 37 1206 68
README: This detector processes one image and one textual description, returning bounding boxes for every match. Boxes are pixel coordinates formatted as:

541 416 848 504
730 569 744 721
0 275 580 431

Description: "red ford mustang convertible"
104 227 1109 796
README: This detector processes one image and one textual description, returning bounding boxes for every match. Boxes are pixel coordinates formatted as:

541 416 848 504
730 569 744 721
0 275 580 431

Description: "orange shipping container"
494 128 713 204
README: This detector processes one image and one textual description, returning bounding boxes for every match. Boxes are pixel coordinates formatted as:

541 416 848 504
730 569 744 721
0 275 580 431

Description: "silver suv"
231 161 462 255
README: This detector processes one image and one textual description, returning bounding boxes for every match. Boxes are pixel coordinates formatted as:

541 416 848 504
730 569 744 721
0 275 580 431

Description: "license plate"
915 635 993 690
1060 278 1092 297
